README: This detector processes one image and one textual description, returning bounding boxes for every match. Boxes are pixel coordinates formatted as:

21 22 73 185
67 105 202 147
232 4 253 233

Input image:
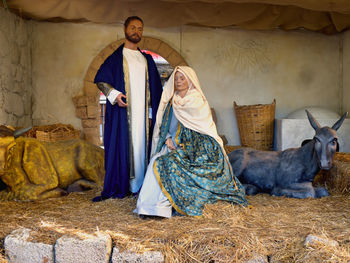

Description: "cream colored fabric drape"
3 0 350 33
151 66 223 157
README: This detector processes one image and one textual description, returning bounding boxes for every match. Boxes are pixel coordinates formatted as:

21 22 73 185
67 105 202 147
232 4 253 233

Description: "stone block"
157 42 174 60
82 118 100 128
17 115 32 127
91 55 107 71
10 44 20 65
4 92 24 117
84 81 99 96
0 31 9 57
55 233 112 263
245 253 268 263
84 127 100 145
84 67 98 82
76 106 88 119
87 105 99 118
109 40 123 51
87 95 99 106
111 247 164 263
6 113 18 126
4 228 54 263
73 95 98 107
73 95 88 107
304 234 339 248
176 60 188 66
167 51 185 67
23 93 32 115
143 38 162 52
15 66 23 82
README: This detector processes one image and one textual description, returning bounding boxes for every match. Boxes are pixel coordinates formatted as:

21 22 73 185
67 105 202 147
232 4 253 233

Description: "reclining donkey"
228 110 348 198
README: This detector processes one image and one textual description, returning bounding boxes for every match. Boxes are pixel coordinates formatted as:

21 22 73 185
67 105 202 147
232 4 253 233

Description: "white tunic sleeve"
107 89 121 105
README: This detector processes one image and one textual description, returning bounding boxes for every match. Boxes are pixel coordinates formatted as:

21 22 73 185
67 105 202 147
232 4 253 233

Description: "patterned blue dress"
135 103 247 217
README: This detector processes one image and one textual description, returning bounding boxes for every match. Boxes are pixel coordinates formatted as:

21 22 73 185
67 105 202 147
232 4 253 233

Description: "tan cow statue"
0 125 105 201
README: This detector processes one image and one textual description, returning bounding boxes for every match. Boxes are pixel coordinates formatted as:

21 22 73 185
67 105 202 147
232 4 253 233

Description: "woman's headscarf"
151 66 223 156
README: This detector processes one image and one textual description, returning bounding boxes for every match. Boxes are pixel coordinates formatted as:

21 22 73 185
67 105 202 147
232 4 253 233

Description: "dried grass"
1 149 349 262
314 152 350 195
0 191 350 262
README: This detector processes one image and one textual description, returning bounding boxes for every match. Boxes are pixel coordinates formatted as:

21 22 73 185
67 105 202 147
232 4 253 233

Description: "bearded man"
93 16 162 201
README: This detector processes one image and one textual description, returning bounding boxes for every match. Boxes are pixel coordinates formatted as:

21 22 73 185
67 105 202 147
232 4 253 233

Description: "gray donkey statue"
228 110 348 198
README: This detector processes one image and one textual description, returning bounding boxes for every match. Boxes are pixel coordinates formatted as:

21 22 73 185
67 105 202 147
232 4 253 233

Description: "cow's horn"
13 126 32 138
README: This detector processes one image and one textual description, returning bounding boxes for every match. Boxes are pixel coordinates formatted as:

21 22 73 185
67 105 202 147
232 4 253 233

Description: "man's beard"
125 32 141 44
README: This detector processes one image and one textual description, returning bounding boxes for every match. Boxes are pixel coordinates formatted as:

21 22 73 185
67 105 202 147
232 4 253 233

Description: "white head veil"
151 66 223 156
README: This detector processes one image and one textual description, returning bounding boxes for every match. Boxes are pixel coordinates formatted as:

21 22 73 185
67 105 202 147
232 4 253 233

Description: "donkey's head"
306 110 348 170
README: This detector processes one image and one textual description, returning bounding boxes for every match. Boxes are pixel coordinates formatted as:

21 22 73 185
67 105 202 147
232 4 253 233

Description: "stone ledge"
4 228 54 263
3 228 340 263
55 233 112 263
4 228 164 263
111 247 164 263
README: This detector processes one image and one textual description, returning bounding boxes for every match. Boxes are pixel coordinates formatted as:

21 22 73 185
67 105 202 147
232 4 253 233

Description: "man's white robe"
107 47 147 193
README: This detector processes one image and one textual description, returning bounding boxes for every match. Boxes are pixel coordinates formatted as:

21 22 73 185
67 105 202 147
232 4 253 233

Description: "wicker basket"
35 124 80 142
234 99 276 150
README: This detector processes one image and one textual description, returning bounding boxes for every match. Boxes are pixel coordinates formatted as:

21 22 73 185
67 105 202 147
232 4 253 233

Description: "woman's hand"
165 138 176 150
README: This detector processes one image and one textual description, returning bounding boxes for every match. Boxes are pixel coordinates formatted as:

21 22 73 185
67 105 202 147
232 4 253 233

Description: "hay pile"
1 191 350 262
1 149 349 262
314 153 350 195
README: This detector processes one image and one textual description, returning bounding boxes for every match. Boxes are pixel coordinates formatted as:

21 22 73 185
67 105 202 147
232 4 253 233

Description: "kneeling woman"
134 66 247 217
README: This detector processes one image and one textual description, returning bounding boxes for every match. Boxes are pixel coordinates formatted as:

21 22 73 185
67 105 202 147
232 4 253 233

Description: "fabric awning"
2 0 350 34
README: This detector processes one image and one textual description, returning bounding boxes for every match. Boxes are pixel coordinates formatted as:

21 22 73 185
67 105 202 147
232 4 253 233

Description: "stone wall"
0 8 32 127
184 28 342 146
342 31 350 116
30 22 344 145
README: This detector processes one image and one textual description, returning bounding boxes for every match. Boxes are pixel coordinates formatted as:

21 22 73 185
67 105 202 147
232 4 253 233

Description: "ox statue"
228 110 348 198
0 126 105 201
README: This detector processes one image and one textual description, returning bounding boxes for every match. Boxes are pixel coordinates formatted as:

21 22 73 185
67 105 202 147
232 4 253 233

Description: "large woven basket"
34 124 81 142
234 99 276 151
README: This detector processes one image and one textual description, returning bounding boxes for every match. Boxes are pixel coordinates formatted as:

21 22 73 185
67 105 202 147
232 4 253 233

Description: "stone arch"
73 37 188 145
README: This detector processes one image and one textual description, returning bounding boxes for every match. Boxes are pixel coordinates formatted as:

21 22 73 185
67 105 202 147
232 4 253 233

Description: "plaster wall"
31 22 181 129
342 31 350 115
30 22 342 145
0 8 32 127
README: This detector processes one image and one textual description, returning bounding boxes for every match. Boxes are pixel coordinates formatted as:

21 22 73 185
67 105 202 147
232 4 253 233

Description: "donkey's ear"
306 110 321 130
332 112 348 131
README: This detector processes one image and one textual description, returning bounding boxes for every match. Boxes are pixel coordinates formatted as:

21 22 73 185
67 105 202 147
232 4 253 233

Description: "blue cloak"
93 44 162 200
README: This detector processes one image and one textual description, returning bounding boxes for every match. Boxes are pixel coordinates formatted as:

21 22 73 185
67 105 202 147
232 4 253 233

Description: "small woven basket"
234 99 276 151
35 124 80 142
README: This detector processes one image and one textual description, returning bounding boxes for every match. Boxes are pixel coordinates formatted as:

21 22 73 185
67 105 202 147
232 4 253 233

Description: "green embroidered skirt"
154 124 248 216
